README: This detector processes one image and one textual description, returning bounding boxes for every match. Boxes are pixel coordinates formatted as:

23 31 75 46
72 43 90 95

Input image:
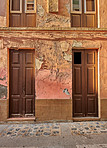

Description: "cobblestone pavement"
0 121 107 138
70 121 107 135
0 123 61 138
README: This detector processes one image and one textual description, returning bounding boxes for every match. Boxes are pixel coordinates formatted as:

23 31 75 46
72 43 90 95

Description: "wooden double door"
71 0 97 27
9 0 36 27
72 49 98 117
9 49 35 117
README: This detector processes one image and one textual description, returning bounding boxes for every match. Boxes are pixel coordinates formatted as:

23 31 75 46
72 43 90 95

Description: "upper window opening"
25 0 36 13
10 0 22 13
9 0 36 27
85 0 95 12
71 0 97 27
74 52 81 64
72 0 81 12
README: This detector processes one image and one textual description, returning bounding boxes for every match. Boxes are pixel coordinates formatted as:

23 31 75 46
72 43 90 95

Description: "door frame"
72 48 100 118
8 48 35 118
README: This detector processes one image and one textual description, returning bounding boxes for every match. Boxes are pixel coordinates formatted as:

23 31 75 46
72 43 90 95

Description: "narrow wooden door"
9 0 36 27
9 49 35 117
72 49 98 117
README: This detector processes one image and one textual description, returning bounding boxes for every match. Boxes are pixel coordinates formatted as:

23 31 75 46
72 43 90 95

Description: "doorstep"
73 117 100 122
6 117 36 123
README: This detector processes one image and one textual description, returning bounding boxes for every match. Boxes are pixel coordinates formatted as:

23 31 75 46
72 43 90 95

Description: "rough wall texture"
0 29 107 100
101 99 107 120
0 16 6 27
0 0 107 28
99 0 107 28
0 38 7 100
49 0 59 12
37 0 70 28
100 41 107 99
0 0 7 27
0 99 9 121
0 29 107 120
35 99 72 121
0 0 6 16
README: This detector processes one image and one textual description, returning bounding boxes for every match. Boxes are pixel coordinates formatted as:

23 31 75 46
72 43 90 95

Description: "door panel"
25 14 36 27
10 14 21 27
87 67 95 94
9 49 35 117
85 50 98 116
73 50 85 117
84 15 95 27
71 14 82 27
74 67 82 94
73 49 98 117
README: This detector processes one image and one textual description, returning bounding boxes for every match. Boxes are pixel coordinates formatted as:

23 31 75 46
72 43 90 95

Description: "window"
9 0 36 27
71 0 97 27
74 52 81 64
71 0 81 13
10 0 22 13
25 0 36 13
84 0 95 13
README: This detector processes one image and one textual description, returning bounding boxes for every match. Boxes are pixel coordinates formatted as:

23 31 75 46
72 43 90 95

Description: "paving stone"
71 121 107 136
0 121 107 138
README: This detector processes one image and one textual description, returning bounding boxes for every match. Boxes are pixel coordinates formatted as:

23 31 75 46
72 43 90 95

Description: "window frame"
25 0 36 13
71 0 82 14
84 0 96 14
10 0 22 13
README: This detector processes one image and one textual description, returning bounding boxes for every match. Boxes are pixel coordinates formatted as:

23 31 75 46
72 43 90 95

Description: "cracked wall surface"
0 30 107 100
37 0 70 28
0 0 7 27
0 0 107 28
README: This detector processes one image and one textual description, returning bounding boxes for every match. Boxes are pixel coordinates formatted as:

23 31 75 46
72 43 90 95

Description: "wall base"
101 99 107 120
35 99 72 122
0 99 9 121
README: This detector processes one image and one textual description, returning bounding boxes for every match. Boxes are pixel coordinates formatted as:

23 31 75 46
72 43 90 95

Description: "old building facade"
0 0 107 122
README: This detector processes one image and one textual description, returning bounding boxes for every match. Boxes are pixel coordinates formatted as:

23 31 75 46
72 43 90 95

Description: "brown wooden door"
9 0 36 27
72 49 98 117
9 49 35 117
71 0 97 27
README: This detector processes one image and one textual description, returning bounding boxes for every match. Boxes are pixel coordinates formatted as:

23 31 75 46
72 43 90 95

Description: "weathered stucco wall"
0 29 107 120
0 0 107 28
0 99 9 121
0 29 107 100
99 0 107 28
37 0 70 28
0 0 7 27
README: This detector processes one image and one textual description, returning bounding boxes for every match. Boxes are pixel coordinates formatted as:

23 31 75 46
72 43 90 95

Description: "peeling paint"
63 53 72 62
60 41 69 52
37 4 45 17
35 58 43 70
0 39 3 49
63 88 70 95
66 3 70 14
72 40 82 47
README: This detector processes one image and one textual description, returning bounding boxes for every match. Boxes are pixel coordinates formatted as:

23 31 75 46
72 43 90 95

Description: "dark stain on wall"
0 84 7 99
